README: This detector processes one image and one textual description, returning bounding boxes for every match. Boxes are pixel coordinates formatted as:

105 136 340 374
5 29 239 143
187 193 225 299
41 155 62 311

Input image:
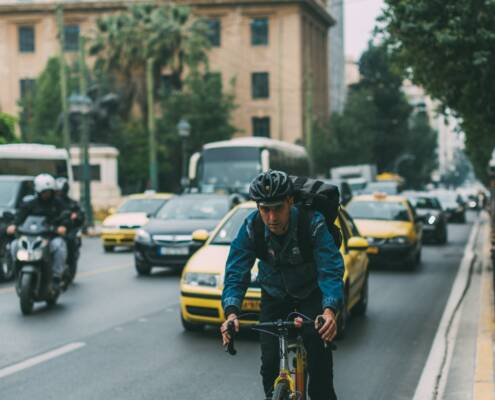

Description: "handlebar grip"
224 321 237 356
316 316 338 351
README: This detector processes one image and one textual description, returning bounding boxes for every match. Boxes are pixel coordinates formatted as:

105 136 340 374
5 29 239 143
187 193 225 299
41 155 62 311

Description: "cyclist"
221 170 344 400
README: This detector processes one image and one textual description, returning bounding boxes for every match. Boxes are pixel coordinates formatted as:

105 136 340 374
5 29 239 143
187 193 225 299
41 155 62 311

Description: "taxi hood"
103 212 148 227
354 219 412 238
185 244 231 273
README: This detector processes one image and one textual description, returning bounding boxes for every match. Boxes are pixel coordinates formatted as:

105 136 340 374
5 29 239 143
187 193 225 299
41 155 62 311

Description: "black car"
0 176 34 281
405 192 448 244
432 191 466 223
133 193 238 275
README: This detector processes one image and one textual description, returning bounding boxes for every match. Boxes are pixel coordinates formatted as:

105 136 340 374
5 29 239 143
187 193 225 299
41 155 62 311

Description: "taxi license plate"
242 299 260 312
367 246 379 254
159 247 189 256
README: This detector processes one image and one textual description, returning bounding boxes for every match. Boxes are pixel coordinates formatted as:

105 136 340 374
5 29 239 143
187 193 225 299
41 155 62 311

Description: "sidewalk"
442 213 495 400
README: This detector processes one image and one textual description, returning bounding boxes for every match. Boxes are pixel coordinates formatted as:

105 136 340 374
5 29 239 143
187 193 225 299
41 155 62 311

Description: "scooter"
13 215 67 315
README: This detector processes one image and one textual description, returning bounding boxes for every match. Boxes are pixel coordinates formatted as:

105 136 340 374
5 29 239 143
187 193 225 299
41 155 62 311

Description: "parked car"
0 176 34 281
346 193 423 269
431 190 466 223
134 193 241 275
180 202 369 337
101 192 174 252
404 192 448 244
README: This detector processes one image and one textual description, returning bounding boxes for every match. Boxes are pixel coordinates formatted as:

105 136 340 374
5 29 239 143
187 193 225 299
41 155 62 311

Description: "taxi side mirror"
347 237 368 251
108 207 116 215
192 229 209 243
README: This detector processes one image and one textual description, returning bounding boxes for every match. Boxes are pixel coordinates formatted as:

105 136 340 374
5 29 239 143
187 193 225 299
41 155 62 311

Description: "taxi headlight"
427 215 437 225
183 272 220 288
388 236 409 245
135 229 152 244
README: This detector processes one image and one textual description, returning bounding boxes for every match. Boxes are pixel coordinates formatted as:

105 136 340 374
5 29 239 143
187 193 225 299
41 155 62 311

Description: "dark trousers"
259 289 338 400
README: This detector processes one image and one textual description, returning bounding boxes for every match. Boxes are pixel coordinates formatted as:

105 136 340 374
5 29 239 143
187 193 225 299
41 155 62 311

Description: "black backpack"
253 176 342 262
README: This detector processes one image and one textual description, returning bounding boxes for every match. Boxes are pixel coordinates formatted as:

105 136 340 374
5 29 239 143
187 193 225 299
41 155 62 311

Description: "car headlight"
427 215 437 225
183 272 220 288
135 229 152 244
388 236 409 245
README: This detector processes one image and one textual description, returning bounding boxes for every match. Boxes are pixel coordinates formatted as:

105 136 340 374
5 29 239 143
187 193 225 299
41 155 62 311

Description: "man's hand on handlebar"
221 313 239 346
6 225 16 235
316 308 337 342
57 226 67 236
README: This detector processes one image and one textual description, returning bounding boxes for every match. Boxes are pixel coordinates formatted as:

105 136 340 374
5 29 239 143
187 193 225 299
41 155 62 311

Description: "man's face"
258 197 293 236
40 190 53 201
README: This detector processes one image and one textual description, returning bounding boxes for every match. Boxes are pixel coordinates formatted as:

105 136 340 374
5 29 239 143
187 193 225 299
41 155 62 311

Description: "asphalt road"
0 214 475 400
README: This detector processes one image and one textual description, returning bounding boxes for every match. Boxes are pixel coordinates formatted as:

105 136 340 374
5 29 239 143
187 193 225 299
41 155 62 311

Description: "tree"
380 0 495 184
0 112 16 144
90 3 211 118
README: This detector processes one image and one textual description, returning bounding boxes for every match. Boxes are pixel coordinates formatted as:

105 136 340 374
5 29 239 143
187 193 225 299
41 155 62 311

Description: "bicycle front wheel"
272 381 290 400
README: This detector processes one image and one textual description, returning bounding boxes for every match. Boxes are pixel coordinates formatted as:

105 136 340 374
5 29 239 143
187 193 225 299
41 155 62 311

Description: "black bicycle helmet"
249 170 294 206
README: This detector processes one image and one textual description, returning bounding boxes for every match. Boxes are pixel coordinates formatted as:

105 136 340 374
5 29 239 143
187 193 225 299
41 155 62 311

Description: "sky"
344 0 385 60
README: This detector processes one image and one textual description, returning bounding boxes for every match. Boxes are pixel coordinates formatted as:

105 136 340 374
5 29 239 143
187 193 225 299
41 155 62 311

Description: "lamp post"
69 93 93 227
177 119 191 190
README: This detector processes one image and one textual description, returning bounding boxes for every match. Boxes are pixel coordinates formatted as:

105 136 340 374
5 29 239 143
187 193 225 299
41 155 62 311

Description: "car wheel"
438 227 448 245
181 313 204 332
135 259 152 276
103 245 114 253
352 272 369 317
416 248 422 265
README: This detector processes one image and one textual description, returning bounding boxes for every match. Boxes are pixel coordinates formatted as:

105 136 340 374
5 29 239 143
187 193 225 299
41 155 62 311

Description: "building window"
251 17 269 46
18 26 35 53
251 72 269 99
64 25 80 52
72 165 101 182
206 18 221 47
19 79 36 98
252 117 270 137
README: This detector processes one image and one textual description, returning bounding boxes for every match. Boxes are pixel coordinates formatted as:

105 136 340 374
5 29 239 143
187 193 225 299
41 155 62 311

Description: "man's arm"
311 213 344 314
221 217 257 317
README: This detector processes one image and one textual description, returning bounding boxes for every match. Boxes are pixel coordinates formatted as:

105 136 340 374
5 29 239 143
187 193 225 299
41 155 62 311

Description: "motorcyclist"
55 177 85 271
6 174 69 291
221 170 344 400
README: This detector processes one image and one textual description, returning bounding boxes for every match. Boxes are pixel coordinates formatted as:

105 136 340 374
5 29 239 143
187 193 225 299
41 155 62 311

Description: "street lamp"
177 118 191 190
69 93 93 227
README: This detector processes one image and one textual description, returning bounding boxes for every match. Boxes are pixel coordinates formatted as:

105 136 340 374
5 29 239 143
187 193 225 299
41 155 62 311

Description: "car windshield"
117 198 167 215
362 182 399 195
347 200 410 221
434 192 459 207
211 207 255 245
409 196 441 210
156 196 229 220
0 180 20 207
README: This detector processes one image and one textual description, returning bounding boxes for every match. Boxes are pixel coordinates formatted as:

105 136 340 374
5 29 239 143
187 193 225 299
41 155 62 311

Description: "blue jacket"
222 207 344 314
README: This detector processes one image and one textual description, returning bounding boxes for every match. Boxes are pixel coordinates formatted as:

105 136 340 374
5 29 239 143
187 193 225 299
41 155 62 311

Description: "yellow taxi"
180 201 370 335
101 192 174 252
345 193 423 269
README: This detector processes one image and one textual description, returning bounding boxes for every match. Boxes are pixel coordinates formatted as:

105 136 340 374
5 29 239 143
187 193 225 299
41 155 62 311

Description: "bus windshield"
199 147 261 193
0 159 68 177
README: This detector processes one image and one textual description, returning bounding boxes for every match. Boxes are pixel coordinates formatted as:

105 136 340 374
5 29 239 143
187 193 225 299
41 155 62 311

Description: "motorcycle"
14 215 67 315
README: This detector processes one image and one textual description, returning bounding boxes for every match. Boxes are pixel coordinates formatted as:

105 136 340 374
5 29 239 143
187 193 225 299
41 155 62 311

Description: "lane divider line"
413 216 482 400
0 342 86 379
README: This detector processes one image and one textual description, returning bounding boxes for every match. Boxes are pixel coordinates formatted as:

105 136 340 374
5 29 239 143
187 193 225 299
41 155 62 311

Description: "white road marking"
0 342 86 379
412 217 481 400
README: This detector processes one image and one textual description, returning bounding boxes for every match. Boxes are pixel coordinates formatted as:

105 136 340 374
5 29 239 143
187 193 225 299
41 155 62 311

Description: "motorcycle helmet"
34 174 56 194
55 177 70 195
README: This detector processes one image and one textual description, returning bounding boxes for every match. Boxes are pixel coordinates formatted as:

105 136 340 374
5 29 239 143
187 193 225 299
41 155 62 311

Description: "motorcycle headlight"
16 249 30 261
183 272 220 288
388 236 409 245
427 215 437 225
135 229 152 244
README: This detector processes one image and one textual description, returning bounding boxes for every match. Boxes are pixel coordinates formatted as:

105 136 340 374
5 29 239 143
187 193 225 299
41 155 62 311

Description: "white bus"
0 143 73 185
188 137 311 194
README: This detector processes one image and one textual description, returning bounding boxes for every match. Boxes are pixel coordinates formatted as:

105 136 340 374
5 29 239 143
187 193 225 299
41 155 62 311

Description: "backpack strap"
297 208 314 262
253 212 268 261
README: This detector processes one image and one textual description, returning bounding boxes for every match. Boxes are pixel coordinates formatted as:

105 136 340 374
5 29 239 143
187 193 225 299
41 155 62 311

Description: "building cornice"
0 0 335 26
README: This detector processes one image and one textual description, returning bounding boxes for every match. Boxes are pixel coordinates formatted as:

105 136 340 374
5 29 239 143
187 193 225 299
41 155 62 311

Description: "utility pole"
78 36 93 227
146 57 158 191
56 5 70 156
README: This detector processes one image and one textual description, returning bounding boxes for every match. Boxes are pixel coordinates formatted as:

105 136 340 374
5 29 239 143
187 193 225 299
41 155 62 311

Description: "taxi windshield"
157 196 229 220
347 200 410 221
211 207 255 245
117 198 167 215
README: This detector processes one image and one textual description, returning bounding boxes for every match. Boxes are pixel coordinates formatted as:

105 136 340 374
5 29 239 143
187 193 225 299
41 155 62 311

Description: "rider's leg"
298 289 338 400
259 291 291 398
49 237 67 280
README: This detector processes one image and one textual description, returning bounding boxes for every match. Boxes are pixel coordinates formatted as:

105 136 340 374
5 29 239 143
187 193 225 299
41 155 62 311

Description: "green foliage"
380 0 495 184
314 43 437 188
0 112 17 144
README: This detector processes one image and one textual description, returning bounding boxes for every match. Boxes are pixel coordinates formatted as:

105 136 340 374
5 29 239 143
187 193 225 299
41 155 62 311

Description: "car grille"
152 234 193 245
186 306 219 318
119 225 140 229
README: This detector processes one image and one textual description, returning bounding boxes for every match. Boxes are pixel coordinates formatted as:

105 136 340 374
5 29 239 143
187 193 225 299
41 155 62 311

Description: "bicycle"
225 314 336 400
